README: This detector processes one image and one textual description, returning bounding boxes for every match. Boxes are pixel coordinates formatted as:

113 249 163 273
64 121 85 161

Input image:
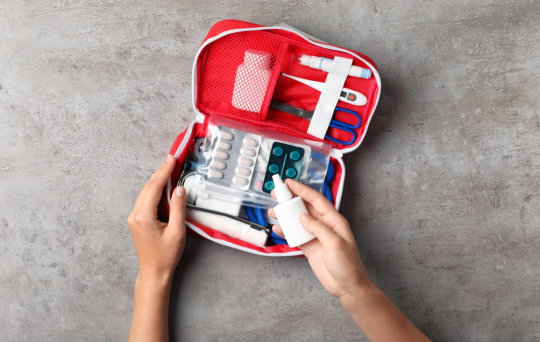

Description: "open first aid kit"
160 20 381 256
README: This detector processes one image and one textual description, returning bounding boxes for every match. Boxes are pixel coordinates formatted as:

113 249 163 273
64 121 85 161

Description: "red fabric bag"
160 20 381 256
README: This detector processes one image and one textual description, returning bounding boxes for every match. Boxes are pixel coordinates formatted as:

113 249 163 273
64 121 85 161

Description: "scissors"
270 101 361 145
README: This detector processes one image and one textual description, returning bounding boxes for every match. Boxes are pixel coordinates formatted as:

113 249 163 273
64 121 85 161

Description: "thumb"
300 213 338 247
167 186 187 238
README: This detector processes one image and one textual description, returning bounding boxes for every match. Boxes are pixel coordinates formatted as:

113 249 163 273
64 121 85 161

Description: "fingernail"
166 154 174 163
175 186 185 197
300 213 310 222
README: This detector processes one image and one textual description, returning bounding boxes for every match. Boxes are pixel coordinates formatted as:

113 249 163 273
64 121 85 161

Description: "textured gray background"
1 0 539 341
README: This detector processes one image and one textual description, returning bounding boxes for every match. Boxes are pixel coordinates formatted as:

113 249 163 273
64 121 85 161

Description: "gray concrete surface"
1 0 539 341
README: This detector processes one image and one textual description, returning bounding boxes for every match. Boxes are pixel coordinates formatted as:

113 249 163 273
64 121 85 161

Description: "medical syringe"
298 54 372 79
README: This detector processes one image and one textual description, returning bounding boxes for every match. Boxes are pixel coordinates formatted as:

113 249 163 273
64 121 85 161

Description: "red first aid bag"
161 20 381 256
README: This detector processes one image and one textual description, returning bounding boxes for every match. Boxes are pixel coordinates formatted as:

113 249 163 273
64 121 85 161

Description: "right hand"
269 179 372 300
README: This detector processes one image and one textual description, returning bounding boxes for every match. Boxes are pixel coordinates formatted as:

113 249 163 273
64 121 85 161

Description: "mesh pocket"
231 50 272 113
197 31 286 119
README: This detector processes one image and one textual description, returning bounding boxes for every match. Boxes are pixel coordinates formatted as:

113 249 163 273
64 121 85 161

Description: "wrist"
338 281 379 310
136 269 174 291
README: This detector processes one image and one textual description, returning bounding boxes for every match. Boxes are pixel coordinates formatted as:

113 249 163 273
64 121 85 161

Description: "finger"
131 171 158 215
140 154 177 215
272 224 284 238
302 201 325 221
151 154 177 190
268 197 320 228
267 208 276 219
165 186 187 240
285 179 345 229
285 179 336 214
133 154 175 211
272 181 327 223
272 184 322 221
297 237 320 257
130 189 147 218
299 213 339 247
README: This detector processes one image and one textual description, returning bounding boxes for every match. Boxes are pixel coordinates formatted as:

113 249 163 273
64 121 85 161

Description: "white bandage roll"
186 209 268 247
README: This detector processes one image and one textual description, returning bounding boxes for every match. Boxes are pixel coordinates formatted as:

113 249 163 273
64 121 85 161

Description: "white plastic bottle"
232 50 272 113
272 174 315 247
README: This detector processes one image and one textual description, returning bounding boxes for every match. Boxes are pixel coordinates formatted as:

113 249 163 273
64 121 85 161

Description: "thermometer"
281 73 367 106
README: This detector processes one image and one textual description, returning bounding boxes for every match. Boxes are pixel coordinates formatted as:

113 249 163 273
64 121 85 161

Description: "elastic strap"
307 57 352 139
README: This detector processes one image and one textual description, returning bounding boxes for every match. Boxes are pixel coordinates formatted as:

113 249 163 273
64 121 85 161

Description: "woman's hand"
270 179 373 301
127 154 186 283
128 154 187 342
270 179 431 341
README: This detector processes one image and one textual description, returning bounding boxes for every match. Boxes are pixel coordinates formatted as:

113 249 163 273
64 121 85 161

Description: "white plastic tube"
299 54 372 79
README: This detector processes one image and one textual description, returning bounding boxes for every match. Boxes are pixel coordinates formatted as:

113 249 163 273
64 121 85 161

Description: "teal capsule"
285 168 297 178
269 163 279 174
264 180 275 191
272 146 284 157
290 150 301 161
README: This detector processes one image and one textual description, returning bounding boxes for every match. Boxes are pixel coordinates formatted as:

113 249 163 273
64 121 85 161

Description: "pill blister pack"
261 142 305 193
249 139 311 195
197 126 262 190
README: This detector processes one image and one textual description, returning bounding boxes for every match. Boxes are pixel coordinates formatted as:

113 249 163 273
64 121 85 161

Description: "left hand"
127 154 187 282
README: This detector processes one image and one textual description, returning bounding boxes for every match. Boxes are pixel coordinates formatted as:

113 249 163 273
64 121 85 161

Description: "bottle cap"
244 50 271 69
272 174 292 203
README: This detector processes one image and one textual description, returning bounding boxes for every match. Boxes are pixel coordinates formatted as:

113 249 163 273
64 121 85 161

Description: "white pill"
218 141 231 150
243 137 259 148
208 169 224 179
235 167 251 176
233 176 249 186
210 160 226 170
241 147 256 157
214 150 229 160
238 157 254 167
221 131 234 141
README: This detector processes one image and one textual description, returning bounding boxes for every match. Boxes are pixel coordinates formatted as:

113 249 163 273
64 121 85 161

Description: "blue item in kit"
245 206 288 245
270 102 361 146
245 206 258 223
262 142 305 193
270 231 288 245
323 161 335 204
326 107 361 145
